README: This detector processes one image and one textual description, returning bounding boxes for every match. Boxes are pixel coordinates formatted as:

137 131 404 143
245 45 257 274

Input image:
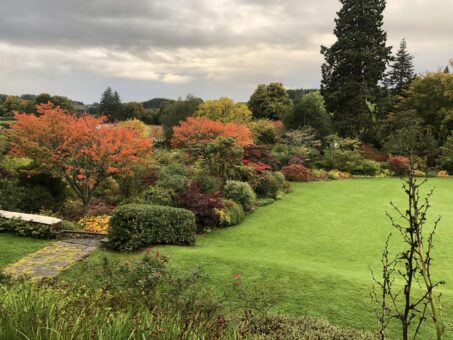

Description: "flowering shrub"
282 164 311 182
437 170 449 177
79 215 110 234
175 183 224 231
388 156 411 175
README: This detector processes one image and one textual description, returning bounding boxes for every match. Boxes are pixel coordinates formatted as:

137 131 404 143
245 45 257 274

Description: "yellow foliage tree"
194 97 252 124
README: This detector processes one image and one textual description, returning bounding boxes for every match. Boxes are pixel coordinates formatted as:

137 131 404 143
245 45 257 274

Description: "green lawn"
0 233 50 267
63 178 453 337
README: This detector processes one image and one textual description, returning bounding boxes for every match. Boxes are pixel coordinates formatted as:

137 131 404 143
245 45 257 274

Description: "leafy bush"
0 177 26 211
283 91 333 137
439 134 453 173
108 204 196 251
175 183 224 231
256 198 275 207
388 155 411 175
320 149 380 175
200 137 245 181
243 144 279 171
272 143 320 167
253 171 289 200
157 163 188 192
141 186 175 206
172 117 253 148
217 199 245 227
223 180 256 212
282 164 311 182
359 144 388 162
248 119 281 144
244 314 375 340
0 217 55 238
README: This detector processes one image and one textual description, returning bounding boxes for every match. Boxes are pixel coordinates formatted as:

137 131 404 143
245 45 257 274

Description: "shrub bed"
223 181 256 212
108 204 196 251
0 217 55 238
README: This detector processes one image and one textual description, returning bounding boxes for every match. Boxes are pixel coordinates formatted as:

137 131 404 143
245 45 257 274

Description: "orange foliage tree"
8 103 152 208
171 117 253 148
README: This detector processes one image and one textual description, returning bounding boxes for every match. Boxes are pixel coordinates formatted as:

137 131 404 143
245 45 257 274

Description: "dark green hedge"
0 217 55 238
108 204 196 251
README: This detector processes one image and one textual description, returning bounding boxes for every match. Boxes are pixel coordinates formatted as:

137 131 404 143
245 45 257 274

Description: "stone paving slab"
4 241 98 279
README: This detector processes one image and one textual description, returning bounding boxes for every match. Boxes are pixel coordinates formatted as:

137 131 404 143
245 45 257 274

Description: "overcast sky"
0 0 451 104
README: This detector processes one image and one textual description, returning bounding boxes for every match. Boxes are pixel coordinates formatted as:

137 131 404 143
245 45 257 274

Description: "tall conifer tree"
99 87 124 122
386 39 415 95
321 0 391 138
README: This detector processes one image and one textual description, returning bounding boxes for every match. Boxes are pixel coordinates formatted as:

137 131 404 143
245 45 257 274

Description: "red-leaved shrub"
175 182 223 232
359 144 389 162
388 156 411 175
282 164 311 182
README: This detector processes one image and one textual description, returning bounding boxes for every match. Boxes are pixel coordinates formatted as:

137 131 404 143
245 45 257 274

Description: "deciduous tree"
172 117 253 148
8 103 152 208
248 83 293 120
194 97 252 123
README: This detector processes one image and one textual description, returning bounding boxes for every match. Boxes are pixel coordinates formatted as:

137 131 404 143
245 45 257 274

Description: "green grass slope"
0 234 49 267
64 178 453 337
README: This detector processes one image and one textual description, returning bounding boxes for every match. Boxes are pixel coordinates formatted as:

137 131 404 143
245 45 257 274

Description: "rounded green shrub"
223 180 256 212
108 204 196 251
218 199 245 227
253 171 289 200
141 186 175 206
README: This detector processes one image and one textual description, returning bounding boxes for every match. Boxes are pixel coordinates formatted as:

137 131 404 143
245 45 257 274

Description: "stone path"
4 239 100 279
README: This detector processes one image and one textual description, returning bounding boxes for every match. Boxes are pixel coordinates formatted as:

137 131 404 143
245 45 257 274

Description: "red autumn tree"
8 103 152 208
171 117 253 148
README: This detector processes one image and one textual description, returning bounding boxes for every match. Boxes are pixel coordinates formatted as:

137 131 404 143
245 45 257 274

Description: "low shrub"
223 180 256 212
157 163 188 192
108 204 196 251
320 149 380 176
327 170 351 180
217 200 245 227
256 198 275 207
437 170 449 177
253 171 290 200
79 215 110 234
359 144 388 162
282 164 311 182
141 186 175 206
388 156 411 175
175 183 224 231
309 169 329 181
0 217 55 238
248 119 281 144
243 314 375 340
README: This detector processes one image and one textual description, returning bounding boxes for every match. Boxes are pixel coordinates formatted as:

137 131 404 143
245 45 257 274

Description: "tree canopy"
194 97 252 123
248 83 293 120
321 0 391 138
8 103 152 207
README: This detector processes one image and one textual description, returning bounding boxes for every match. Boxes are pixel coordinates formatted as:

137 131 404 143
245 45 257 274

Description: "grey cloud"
0 0 451 103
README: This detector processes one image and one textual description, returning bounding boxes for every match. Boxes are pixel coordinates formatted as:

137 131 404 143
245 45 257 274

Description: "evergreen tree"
321 0 391 138
99 87 124 122
386 39 415 95
444 66 450 74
